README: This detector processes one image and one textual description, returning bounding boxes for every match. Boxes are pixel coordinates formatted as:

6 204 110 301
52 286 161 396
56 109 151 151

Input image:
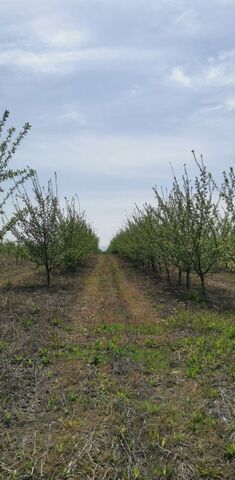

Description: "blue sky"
1 0 235 244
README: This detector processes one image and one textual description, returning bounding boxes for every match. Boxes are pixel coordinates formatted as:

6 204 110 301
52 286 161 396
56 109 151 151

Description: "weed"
56 442 66 453
107 339 126 356
67 391 78 402
96 322 125 335
65 419 80 429
95 321 164 337
154 464 172 478
0 340 6 353
29 303 40 314
116 389 130 400
14 354 23 363
224 441 235 460
50 317 69 329
133 465 140 479
135 399 160 415
128 344 169 372
197 463 221 478
118 425 127 439
149 426 160 446
27 357 33 366
90 352 100 365
38 347 53 365
3 411 12 427
136 323 165 336
47 395 59 409
191 410 205 426
22 318 33 329
67 344 83 358
203 386 219 399
190 411 215 433
186 361 201 378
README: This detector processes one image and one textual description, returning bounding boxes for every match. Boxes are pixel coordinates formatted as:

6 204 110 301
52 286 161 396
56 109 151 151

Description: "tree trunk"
199 273 206 295
148 260 154 272
186 270 191 290
46 266 51 288
151 260 156 272
166 267 171 283
178 269 182 286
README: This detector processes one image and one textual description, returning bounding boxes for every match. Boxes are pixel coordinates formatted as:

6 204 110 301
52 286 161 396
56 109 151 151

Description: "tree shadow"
122 258 235 314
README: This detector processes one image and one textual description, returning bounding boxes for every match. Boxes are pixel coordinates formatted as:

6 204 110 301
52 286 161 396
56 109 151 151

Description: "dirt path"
53 254 166 406
0 254 234 480
72 254 162 333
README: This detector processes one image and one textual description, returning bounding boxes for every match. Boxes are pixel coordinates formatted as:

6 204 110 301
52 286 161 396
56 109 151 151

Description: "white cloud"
175 8 199 35
219 49 235 61
204 64 235 86
130 84 143 96
0 46 158 73
63 110 87 125
225 96 235 111
40 28 87 49
31 18 89 48
170 67 192 87
170 51 235 89
193 104 223 116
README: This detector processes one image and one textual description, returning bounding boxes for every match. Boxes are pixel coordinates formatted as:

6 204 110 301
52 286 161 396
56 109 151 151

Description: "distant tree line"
109 152 235 295
0 110 99 286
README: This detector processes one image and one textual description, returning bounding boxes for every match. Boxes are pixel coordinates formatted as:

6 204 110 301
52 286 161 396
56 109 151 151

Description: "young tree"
59 196 99 270
0 110 32 239
221 167 235 269
144 202 173 281
167 168 194 288
12 173 62 287
189 153 220 293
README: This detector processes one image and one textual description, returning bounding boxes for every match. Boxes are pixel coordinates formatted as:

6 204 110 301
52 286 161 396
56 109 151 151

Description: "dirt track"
73 254 163 331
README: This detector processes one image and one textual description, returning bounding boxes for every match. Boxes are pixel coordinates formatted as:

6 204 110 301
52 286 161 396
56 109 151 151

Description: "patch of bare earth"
0 255 234 479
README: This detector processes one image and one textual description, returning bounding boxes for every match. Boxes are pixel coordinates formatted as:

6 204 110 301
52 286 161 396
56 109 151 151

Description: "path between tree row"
74 253 162 332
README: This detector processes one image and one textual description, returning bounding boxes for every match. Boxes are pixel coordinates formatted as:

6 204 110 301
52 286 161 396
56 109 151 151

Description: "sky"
1 0 235 245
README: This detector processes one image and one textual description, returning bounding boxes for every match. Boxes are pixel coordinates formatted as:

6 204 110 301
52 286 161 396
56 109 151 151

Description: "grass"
0 340 6 353
96 321 164 336
167 309 235 380
0 254 234 479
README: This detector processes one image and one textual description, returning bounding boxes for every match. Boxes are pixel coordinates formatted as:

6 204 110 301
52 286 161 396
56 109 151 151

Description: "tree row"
0 111 99 286
109 152 235 294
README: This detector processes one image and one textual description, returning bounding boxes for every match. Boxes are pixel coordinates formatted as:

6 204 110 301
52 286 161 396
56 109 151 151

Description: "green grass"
96 321 165 336
166 309 235 379
21 318 33 329
0 339 6 353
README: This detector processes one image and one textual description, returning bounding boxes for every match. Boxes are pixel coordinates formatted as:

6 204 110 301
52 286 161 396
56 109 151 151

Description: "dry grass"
0 255 234 479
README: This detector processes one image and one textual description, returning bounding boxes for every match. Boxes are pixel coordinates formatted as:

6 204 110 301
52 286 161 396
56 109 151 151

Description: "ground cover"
0 255 234 479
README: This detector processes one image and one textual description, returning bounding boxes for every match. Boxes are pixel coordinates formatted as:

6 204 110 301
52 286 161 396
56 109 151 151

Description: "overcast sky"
1 0 235 244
